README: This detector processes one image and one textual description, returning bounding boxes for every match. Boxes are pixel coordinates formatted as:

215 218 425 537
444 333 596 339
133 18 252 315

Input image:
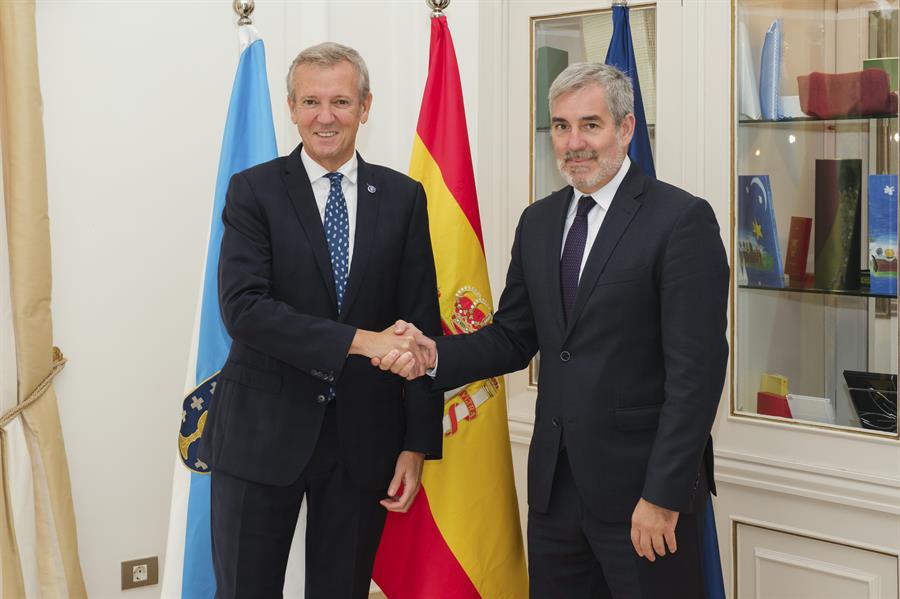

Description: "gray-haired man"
379 62 729 597
200 42 442 598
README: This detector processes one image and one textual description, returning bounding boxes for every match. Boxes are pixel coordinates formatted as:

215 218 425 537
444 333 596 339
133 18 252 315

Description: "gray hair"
286 42 371 102
548 62 634 127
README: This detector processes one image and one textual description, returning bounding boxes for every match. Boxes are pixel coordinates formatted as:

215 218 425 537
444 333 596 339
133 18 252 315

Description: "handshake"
351 320 436 380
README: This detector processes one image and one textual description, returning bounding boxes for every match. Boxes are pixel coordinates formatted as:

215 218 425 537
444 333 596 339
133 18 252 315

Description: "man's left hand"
380 450 425 513
630 498 679 562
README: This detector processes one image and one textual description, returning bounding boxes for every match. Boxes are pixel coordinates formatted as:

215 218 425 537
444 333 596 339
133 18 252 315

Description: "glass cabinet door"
734 0 899 436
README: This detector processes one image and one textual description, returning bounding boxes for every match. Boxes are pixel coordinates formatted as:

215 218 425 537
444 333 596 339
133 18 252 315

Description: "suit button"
552 418 561 427
560 351 571 362
316 394 327 404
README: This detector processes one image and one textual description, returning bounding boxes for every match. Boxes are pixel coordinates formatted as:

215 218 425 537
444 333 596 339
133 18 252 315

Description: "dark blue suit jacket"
199 145 443 490
434 163 729 520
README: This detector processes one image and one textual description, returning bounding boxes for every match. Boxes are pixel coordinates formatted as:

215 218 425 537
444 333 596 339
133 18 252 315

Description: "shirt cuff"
426 351 438 378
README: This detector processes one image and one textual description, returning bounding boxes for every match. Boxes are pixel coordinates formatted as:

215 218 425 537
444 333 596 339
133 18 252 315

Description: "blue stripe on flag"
182 37 277 598
605 4 656 179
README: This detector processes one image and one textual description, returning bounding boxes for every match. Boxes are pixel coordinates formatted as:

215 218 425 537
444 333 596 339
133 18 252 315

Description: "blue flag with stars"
605 4 656 179
163 25 277 599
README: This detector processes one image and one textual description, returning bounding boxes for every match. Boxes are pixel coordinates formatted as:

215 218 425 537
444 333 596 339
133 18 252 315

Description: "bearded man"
378 62 729 598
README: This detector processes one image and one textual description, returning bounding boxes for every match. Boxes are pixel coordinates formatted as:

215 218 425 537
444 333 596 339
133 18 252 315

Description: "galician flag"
161 25 279 598
372 13 528 599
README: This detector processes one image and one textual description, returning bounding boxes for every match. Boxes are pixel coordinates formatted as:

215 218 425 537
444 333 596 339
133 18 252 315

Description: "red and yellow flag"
372 15 528 599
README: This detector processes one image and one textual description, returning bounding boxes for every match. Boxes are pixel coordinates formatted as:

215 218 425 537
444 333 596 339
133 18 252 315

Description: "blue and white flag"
606 7 725 599
162 25 278 598
605 4 655 179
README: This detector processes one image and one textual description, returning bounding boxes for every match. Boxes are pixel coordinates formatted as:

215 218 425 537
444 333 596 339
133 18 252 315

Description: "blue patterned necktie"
560 195 596 322
324 172 350 313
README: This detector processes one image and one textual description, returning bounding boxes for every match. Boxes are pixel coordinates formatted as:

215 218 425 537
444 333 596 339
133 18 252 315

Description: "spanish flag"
372 14 528 599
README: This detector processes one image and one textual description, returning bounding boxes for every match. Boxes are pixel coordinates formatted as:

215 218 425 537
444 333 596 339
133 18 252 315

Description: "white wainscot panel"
736 523 899 599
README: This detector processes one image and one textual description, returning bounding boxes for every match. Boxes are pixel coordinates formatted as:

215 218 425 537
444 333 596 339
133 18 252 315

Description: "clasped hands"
353 320 434 380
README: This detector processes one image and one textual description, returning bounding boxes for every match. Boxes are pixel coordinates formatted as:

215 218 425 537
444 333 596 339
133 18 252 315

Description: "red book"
757 392 793 418
784 216 813 284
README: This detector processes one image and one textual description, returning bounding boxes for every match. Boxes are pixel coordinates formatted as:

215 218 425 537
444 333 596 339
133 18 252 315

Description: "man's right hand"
350 325 428 379
371 320 436 380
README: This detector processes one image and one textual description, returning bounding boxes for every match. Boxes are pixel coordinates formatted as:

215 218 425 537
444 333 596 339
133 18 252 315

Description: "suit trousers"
210 402 387 599
528 450 706 599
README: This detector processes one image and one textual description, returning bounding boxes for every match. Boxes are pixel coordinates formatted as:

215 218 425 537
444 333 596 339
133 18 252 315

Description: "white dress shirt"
301 147 359 264
560 156 631 282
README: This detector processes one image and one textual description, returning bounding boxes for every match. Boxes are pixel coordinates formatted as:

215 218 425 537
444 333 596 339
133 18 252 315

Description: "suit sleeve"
218 172 357 379
641 198 729 511
395 183 444 458
432 209 540 391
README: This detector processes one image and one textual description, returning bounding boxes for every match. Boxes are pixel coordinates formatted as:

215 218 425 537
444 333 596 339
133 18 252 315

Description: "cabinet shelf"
738 283 896 299
739 113 897 125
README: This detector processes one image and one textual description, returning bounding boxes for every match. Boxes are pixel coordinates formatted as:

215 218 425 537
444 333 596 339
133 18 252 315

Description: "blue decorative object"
868 174 898 295
759 19 784 120
739 175 785 287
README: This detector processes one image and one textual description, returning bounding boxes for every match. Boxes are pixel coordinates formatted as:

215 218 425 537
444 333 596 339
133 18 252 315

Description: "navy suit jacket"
199 144 443 490
434 163 729 520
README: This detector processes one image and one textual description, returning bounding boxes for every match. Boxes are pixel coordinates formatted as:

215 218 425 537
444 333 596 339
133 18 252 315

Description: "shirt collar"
571 155 631 213
300 146 358 185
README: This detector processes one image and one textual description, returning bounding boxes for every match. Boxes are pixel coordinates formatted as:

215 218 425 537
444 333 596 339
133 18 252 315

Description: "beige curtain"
0 1 87 596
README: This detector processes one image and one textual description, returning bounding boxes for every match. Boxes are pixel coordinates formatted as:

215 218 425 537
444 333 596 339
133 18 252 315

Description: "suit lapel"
339 154 378 323
546 187 573 336
282 144 338 308
564 163 646 341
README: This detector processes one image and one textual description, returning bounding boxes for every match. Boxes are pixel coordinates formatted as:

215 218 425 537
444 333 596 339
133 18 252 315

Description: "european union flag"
608 6 725 599
605 4 656 179
163 25 277 599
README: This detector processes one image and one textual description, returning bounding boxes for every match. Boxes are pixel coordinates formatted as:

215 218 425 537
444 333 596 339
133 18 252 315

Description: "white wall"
35 1 480 597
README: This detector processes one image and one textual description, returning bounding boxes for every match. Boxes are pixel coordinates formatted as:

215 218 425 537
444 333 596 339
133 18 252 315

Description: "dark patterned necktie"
324 172 350 313
560 195 596 322
324 172 349 401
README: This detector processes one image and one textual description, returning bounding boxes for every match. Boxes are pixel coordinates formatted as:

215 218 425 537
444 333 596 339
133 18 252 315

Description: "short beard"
556 135 627 192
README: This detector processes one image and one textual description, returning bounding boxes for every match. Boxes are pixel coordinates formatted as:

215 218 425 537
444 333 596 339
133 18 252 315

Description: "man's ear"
288 95 299 125
619 113 636 146
360 92 373 124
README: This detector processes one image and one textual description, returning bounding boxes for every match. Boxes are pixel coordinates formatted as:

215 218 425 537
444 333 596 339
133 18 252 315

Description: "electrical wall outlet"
121 556 158 590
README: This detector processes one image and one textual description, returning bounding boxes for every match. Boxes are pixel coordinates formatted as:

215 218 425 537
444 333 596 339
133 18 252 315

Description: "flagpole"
426 0 450 18
233 0 255 25
612 0 628 6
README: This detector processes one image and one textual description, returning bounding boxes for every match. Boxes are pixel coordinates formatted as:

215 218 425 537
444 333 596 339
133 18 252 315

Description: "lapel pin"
367 184 376 194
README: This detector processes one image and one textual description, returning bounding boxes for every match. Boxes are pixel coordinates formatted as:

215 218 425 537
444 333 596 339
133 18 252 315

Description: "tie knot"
577 195 595 218
326 172 343 186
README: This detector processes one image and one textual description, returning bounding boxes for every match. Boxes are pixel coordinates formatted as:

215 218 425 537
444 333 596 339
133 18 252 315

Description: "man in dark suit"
198 42 442 599
379 63 729 598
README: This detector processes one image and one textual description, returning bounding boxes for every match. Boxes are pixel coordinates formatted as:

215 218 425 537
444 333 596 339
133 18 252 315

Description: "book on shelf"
738 175 784 287
815 159 862 291
786 393 836 425
863 57 898 91
760 373 789 395
536 47 568 130
784 216 812 285
757 392 792 419
868 174 898 296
